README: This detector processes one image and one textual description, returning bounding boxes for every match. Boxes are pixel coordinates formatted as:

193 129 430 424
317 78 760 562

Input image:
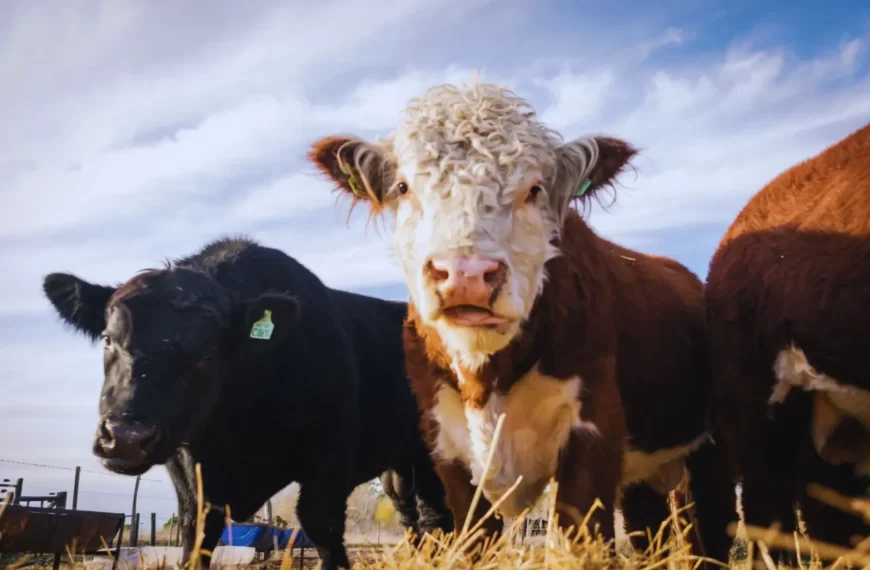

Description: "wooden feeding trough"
0 504 125 569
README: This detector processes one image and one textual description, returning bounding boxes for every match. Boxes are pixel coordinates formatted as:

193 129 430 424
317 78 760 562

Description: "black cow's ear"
42 272 117 343
240 293 300 345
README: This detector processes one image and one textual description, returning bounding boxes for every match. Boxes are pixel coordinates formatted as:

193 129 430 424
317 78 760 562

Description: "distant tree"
163 514 178 529
274 515 289 528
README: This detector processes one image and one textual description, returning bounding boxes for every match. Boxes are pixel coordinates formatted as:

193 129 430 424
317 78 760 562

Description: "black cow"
42 237 453 570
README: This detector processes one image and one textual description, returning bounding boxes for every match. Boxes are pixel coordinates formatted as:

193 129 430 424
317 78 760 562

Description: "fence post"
131 513 140 547
151 512 157 546
265 500 278 555
168 516 176 547
13 478 23 504
130 475 141 546
72 466 81 510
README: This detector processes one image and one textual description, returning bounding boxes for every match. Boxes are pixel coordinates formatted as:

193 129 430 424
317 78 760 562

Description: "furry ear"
308 135 395 209
43 272 117 342
550 135 638 223
236 292 301 347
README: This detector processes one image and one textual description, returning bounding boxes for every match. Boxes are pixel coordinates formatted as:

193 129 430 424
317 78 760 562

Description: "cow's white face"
309 83 636 370
388 129 561 369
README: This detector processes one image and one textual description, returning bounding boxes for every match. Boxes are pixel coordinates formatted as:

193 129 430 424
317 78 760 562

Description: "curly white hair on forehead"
310 80 632 230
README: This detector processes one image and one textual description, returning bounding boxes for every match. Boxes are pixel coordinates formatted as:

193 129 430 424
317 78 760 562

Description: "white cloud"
537 69 615 128
532 37 870 239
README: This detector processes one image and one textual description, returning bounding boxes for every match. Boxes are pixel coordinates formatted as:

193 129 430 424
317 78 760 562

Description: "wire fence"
1 457 552 547
0 457 179 544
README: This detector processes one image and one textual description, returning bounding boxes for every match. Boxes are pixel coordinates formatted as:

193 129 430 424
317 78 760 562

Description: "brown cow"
307 82 720 557
704 122 870 565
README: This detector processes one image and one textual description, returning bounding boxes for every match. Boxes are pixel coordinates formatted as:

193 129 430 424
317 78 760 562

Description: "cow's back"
719 122 870 244
328 289 426 478
177 237 333 305
707 123 870 390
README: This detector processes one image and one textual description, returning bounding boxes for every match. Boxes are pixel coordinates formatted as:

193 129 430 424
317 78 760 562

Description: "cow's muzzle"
93 418 161 473
425 255 512 327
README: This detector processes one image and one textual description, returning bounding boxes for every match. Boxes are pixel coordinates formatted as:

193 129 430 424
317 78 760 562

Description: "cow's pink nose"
426 256 507 306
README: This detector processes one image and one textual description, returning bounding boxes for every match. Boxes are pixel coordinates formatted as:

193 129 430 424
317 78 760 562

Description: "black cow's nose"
94 419 159 461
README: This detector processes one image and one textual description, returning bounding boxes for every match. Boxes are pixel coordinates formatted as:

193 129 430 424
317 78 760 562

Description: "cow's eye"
396 181 409 195
526 185 544 203
101 332 112 348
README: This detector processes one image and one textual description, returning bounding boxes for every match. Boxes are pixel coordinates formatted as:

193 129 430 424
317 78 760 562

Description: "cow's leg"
554 366 624 545
554 431 621 544
683 437 739 567
297 479 351 570
166 451 201 567
797 432 870 554
710 318 805 567
174 496 227 569
410 447 454 539
435 460 503 548
620 482 672 554
179 504 197 566
380 468 421 538
200 509 228 569
727 383 810 567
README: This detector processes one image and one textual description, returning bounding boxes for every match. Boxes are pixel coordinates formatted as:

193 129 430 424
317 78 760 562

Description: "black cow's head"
42 267 299 476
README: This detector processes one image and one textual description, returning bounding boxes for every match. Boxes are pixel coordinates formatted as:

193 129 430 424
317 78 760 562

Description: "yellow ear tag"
338 160 368 199
249 310 275 340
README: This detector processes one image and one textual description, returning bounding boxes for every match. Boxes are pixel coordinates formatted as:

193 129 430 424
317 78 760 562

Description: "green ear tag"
249 310 275 340
338 161 368 199
576 178 592 197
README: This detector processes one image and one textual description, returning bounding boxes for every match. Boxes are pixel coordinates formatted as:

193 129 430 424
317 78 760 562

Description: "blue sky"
1 0 869 525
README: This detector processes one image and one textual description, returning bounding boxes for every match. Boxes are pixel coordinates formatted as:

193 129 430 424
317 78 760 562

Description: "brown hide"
705 122 870 563
403 209 713 552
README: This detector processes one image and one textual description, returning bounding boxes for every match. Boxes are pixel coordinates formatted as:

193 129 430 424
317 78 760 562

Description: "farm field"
4 481 868 570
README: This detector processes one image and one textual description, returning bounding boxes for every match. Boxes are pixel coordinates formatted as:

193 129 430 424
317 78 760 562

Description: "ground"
5 480 869 570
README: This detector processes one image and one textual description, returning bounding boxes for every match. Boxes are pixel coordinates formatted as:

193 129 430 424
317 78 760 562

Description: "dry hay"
2 414 868 570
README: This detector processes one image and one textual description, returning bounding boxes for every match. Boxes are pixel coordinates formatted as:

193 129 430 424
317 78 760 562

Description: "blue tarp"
219 523 313 550
273 527 314 549
219 524 266 548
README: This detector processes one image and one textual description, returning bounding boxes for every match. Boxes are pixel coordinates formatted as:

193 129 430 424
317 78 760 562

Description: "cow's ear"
43 273 117 343
238 292 300 346
550 135 638 223
307 135 396 210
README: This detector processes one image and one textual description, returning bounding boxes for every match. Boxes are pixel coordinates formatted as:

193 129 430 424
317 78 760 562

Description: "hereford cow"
42 238 453 570
306 82 721 557
703 122 870 564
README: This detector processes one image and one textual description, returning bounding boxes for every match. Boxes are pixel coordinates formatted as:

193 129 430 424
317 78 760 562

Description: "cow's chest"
429 365 586 516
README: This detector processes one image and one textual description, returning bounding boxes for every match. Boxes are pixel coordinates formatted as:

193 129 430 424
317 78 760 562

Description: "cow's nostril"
426 260 450 283
483 262 507 287
98 420 114 447
427 257 504 288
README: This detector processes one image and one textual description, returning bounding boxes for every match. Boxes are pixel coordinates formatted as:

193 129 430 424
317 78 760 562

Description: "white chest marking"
430 364 592 516
772 345 870 477
621 434 710 493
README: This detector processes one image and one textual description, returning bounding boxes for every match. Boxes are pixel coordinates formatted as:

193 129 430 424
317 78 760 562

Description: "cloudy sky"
1 0 869 527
